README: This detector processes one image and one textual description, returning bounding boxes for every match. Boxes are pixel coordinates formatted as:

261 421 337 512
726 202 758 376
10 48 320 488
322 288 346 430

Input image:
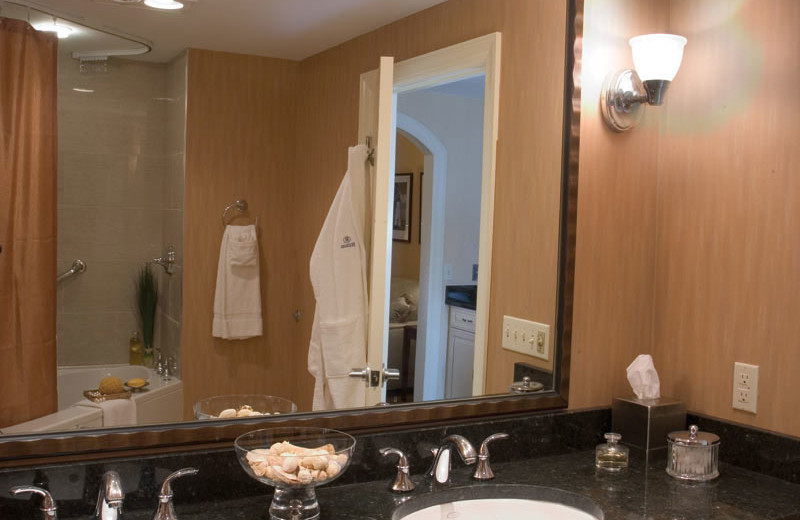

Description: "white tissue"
626 354 661 400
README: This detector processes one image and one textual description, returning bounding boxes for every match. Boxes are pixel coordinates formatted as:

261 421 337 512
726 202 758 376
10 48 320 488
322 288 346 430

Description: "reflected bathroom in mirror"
0 0 577 447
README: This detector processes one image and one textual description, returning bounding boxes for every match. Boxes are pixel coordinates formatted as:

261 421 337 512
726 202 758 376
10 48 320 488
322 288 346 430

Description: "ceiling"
4 0 448 62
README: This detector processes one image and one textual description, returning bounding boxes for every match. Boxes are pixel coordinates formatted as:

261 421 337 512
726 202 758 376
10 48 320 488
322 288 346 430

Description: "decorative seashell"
326 460 341 477
335 453 349 466
306 455 329 470
281 455 300 473
236 408 254 417
218 408 237 418
252 461 268 477
246 451 269 464
272 466 299 484
320 444 335 454
271 441 293 455
297 468 313 484
315 470 328 482
239 404 254 412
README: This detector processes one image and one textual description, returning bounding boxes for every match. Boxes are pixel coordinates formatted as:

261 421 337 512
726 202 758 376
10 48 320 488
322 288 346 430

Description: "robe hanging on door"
308 144 371 410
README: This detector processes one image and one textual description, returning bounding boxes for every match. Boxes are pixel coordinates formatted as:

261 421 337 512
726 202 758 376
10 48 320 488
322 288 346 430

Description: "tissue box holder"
612 396 686 456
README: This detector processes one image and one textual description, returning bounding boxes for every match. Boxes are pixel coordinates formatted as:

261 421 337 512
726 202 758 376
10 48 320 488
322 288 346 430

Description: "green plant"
135 264 158 349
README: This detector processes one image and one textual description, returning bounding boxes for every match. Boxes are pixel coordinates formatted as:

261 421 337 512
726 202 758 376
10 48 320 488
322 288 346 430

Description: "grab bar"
57 259 86 282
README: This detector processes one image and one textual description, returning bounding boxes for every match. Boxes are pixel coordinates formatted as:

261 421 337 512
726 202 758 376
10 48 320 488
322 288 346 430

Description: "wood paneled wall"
573 0 800 437
569 0 668 410
653 0 800 436
182 50 301 417
292 0 569 398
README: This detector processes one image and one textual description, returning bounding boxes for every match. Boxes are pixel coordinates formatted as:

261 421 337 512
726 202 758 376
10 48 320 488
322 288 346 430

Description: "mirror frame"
0 0 583 469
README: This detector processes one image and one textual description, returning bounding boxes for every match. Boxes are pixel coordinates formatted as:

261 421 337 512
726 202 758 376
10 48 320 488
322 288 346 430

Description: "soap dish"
83 389 131 403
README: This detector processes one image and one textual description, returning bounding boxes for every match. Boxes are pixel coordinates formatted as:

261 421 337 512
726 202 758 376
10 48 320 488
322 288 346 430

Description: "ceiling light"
33 21 75 39
144 0 184 9
73 88 95 93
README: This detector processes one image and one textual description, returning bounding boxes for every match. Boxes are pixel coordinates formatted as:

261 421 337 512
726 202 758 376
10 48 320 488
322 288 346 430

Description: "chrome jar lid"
667 425 720 446
509 376 544 394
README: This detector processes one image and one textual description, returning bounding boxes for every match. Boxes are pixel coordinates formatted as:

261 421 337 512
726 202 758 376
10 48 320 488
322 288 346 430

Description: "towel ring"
222 199 259 228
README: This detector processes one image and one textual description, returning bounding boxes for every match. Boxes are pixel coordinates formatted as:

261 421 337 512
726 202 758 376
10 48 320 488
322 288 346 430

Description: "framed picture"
393 173 413 242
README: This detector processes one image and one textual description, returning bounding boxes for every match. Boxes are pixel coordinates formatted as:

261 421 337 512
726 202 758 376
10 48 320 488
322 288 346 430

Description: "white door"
357 56 394 406
355 33 501 405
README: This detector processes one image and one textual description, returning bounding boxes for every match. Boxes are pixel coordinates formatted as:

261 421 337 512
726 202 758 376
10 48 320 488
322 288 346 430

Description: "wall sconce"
601 33 687 131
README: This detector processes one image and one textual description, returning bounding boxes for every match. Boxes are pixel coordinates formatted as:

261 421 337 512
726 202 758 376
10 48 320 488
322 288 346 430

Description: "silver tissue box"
612 396 686 454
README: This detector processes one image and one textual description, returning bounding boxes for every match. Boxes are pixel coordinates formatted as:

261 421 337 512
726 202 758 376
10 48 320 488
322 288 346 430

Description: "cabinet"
445 307 476 399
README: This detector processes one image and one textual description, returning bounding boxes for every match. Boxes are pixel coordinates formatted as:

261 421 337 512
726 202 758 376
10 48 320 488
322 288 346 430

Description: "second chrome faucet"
427 432 509 484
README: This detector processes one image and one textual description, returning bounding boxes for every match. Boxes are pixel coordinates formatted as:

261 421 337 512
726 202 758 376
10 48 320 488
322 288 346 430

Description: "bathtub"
1 364 183 434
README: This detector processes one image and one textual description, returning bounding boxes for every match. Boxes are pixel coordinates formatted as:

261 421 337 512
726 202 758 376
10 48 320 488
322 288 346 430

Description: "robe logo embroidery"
340 236 356 249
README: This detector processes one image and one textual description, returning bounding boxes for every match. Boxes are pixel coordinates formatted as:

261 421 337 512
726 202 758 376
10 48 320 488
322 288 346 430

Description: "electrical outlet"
732 362 758 414
501 315 550 360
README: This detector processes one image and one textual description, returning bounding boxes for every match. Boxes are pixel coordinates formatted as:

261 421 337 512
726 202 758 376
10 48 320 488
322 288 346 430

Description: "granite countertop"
118 450 800 520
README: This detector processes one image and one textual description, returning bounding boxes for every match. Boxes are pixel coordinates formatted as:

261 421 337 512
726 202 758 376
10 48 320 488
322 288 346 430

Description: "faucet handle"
153 468 198 520
379 448 414 493
10 486 57 519
473 432 510 480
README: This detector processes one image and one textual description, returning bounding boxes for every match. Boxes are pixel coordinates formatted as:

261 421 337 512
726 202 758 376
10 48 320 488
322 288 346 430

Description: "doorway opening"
385 74 486 403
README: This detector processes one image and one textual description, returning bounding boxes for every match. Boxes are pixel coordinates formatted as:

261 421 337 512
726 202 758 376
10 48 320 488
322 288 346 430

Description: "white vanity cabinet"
445 306 476 399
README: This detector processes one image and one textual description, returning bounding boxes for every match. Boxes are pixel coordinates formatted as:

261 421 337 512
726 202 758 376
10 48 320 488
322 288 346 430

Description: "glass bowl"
234 427 356 520
193 394 297 420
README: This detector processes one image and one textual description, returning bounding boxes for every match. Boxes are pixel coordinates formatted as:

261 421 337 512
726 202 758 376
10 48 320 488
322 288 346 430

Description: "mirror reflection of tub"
1 365 182 434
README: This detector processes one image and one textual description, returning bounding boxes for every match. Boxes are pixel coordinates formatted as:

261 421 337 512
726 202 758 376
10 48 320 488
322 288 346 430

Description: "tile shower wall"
56 49 185 368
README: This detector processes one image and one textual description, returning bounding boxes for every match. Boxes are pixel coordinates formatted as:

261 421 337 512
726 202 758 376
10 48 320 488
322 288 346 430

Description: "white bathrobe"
308 144 370 410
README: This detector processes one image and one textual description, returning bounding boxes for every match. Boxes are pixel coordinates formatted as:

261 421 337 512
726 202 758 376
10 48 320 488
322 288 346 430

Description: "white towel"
79 399 136 427
213 224 263 340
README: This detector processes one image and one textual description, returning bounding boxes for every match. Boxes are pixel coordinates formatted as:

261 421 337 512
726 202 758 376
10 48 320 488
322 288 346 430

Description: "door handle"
349 365 401 387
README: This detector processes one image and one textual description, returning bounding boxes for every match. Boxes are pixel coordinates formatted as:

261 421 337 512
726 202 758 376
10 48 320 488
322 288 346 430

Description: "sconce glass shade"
629 34 688 81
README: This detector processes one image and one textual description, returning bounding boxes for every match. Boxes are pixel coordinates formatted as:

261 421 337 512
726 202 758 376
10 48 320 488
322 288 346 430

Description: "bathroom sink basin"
392 484 603 520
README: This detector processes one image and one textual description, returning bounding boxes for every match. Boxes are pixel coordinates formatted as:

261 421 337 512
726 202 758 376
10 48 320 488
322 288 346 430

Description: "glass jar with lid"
666 425 720 481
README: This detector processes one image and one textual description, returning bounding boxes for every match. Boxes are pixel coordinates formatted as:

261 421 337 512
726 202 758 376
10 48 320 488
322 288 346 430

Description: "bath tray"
83 389 132 403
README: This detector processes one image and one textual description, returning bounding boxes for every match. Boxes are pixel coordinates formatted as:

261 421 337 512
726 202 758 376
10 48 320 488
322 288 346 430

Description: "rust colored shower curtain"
0 18 58 428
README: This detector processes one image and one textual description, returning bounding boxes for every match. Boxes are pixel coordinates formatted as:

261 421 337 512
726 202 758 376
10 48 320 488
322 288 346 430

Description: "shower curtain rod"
1 0 153 57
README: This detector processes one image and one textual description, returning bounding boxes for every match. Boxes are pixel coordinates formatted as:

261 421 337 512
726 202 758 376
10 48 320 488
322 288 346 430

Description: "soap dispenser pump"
152 468 198 520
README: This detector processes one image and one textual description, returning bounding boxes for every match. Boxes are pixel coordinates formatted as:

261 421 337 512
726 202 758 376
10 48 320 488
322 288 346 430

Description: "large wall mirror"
0 0 581 465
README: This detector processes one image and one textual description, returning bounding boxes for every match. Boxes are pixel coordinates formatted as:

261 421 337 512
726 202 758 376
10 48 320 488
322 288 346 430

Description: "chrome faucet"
95 471 124 520
427 434 477 484
152 467 198 520
9 485 58 520
152 245 176 275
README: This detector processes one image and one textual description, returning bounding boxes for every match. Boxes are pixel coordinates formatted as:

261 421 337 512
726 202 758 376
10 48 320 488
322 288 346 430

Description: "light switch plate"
732 362 758 414
502 315 550 360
